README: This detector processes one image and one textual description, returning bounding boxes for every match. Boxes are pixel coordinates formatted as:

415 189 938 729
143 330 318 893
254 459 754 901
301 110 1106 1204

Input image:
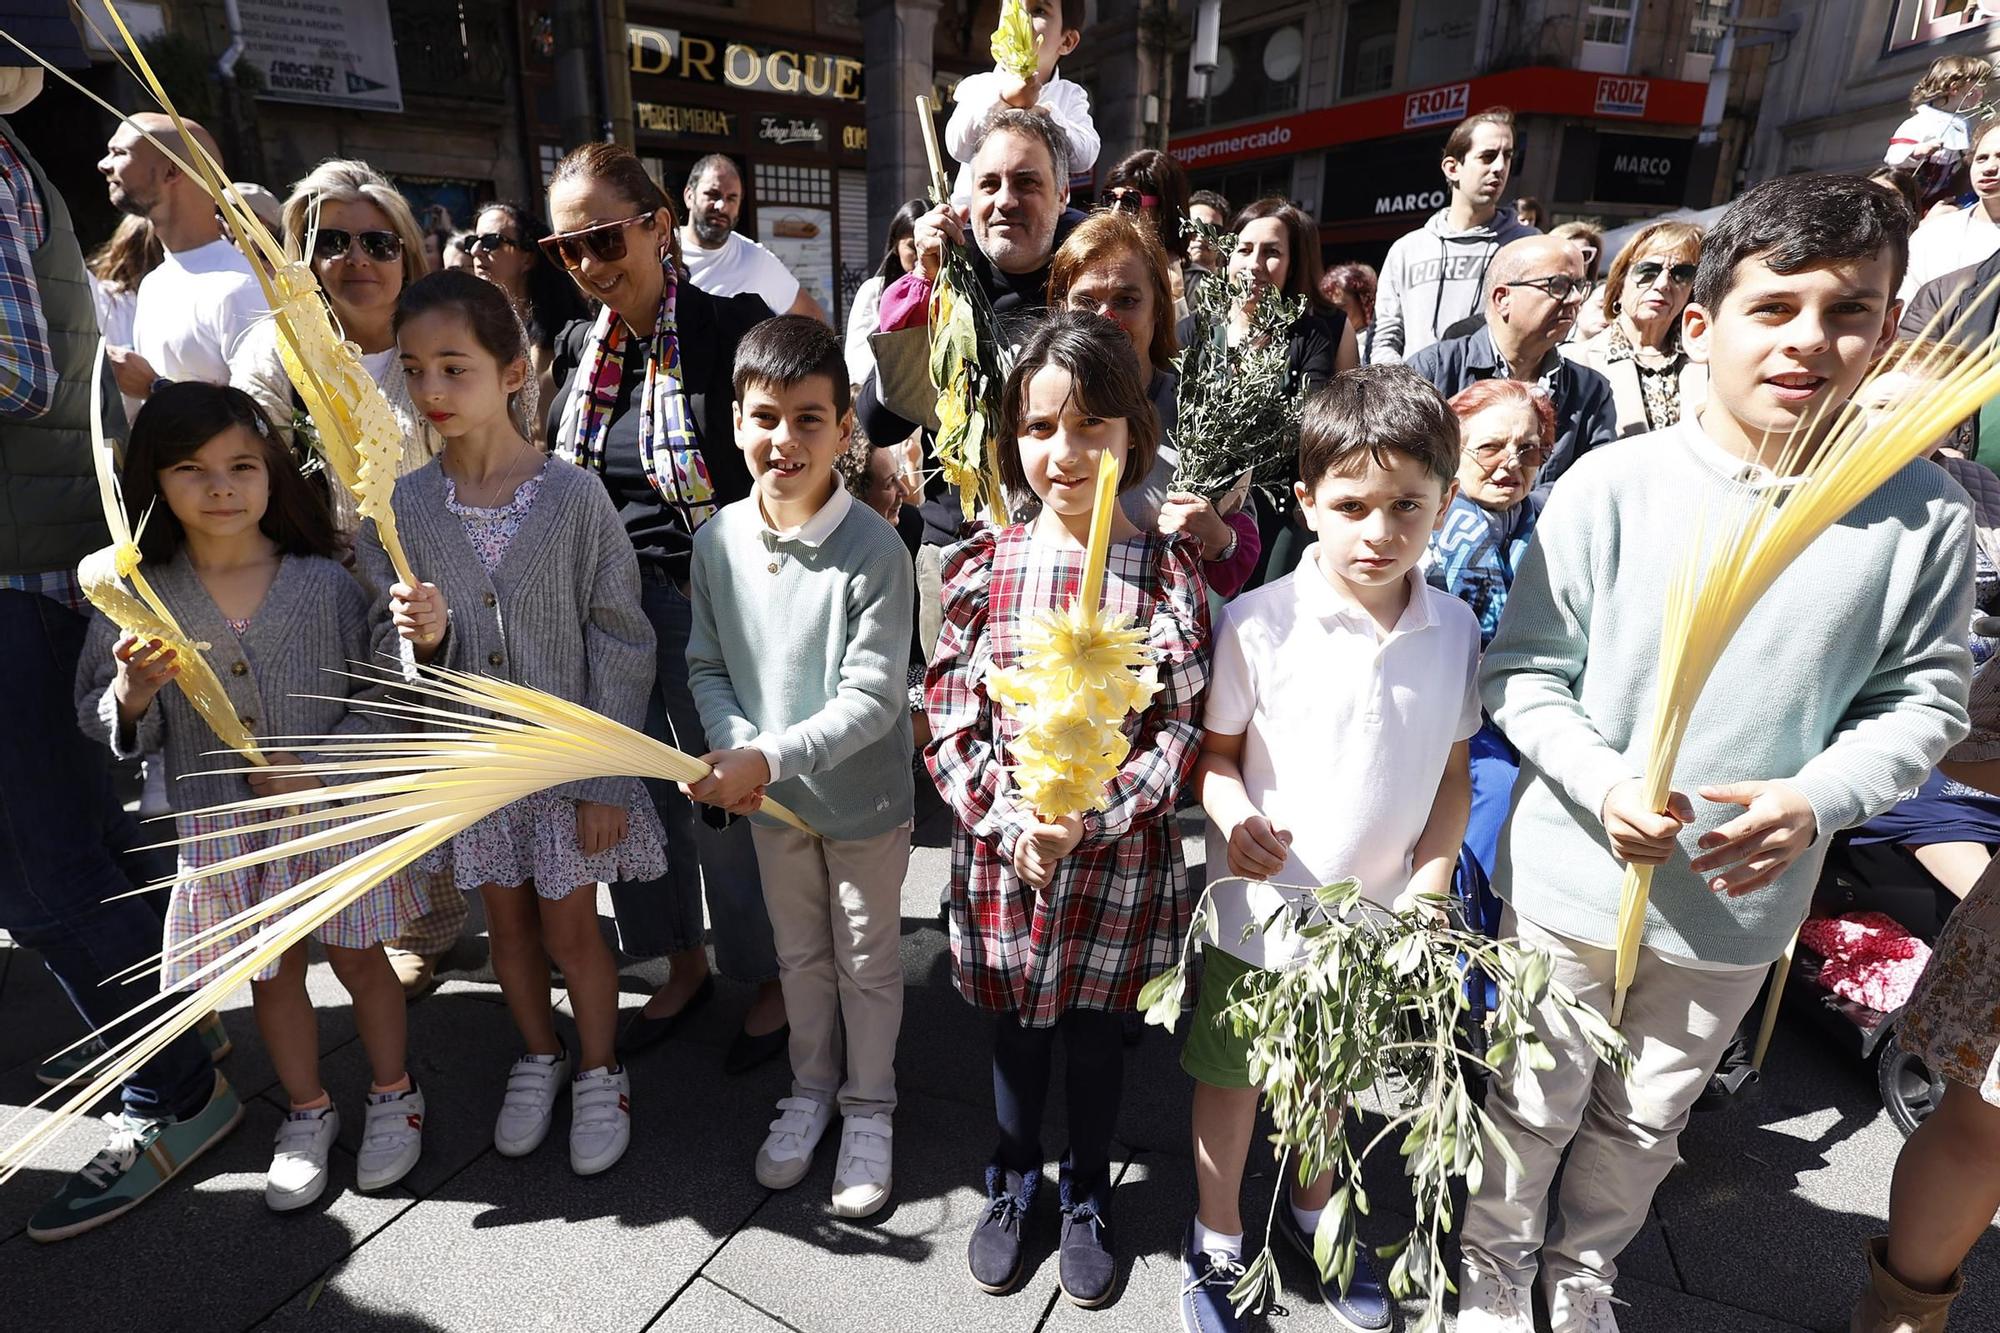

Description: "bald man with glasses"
1407 235 1618 494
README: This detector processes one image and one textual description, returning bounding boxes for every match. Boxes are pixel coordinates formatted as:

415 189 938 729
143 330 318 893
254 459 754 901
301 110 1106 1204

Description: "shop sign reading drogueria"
628 24 864 101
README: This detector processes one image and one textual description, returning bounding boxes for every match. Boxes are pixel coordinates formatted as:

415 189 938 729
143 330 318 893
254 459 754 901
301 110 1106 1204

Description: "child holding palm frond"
924 310 1209 1306
74 382 433 1214
370 271 663 1179
1458 175 1975 1332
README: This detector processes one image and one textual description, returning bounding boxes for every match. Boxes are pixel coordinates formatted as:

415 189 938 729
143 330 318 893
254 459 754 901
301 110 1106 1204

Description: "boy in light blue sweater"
1458 175 1973 1333
685 317 915 1221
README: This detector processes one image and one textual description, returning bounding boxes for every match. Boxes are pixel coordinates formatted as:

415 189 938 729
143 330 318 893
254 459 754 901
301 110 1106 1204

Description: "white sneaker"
754 1095 832 1189
569 1065 631 1176
265 1105 338 1212
1546 1275 1623 1333
1457 1263 1535 1333
355 1086 425 1191
829 1113 893 1217
493 1050 570 1157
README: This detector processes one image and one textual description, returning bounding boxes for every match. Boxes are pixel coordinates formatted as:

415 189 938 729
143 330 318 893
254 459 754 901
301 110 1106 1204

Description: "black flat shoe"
617 974 714 1060
724 1020 790 1074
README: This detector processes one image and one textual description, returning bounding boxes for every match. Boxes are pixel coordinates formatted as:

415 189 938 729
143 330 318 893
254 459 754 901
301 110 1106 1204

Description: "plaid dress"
924 524 1210 1027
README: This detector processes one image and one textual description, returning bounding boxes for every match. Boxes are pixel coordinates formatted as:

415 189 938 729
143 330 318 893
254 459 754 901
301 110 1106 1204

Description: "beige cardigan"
1560 324 1707 439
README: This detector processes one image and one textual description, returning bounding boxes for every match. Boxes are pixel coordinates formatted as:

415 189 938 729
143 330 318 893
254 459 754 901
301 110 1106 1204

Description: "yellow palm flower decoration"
991 0 1042 82
1609 306 2000 1033
988 452 1160 819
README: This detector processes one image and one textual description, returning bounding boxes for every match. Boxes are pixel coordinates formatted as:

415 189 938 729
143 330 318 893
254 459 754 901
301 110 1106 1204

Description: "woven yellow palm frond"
3 4 419 587
1610 302 2000 1027
988 452 1160 819
0 662 815 1180
991 0 1041 82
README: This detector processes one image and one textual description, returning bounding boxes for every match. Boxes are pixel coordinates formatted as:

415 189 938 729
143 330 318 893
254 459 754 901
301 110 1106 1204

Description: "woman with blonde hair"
1560 218 1705 436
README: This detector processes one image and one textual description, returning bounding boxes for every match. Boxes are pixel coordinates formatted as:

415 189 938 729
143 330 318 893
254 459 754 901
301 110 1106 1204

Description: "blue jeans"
609 573 777 983
0 590 214 1121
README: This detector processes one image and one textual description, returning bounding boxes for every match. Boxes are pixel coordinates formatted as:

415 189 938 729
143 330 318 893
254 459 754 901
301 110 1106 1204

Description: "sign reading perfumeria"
237 0 403 112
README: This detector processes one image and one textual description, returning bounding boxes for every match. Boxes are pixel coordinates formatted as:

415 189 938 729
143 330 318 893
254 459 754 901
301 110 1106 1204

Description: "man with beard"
1371 107 1540 365
96 113 266 403
679 153 828 323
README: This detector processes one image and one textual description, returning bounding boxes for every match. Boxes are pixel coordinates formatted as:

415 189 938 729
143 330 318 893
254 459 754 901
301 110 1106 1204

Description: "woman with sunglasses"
462 202 586 408
1426 378 1558 930
540 141 789 1073
229 159 439 530
1099 149 1194 318
1560 219 1705 438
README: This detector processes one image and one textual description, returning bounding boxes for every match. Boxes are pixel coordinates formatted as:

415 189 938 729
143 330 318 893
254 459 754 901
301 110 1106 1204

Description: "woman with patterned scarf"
542 142 788 1073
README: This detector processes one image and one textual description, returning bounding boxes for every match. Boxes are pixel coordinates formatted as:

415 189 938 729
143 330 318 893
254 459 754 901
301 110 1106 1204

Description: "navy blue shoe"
1179 1221 1248 1333
1274 1201 1392 1331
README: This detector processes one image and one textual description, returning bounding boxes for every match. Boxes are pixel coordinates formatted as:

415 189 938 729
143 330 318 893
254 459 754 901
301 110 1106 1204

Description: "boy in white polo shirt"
1177 366 1481 1333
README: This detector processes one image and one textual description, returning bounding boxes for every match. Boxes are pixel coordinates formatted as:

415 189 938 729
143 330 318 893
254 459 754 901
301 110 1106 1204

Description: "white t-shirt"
681 230 800 316
1201 550 1482 967
1900 203 2000 300
131 237 268 385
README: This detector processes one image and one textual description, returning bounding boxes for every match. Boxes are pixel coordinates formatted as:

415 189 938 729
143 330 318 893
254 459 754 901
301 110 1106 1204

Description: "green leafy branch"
1138 878 1630 1331
1169 217 1309 499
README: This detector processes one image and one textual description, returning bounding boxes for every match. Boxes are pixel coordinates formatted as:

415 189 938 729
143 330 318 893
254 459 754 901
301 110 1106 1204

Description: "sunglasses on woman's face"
539 213 655 270
457 231 524 255
1632 260 1698 288
313 228 403 264
1102 187 1158 215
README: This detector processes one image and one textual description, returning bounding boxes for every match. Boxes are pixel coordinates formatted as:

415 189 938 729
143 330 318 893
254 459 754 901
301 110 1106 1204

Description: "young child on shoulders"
925 309 1209 1309
945 0 1099 214
1178 367 1480 1333
1459 174 1974 1332
1886 54 1991 208
681 316 915 1219
372 270 665 1179
75 382 432 1217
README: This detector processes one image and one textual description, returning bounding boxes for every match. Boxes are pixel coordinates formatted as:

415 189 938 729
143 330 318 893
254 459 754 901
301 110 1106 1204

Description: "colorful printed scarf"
553 271 717 532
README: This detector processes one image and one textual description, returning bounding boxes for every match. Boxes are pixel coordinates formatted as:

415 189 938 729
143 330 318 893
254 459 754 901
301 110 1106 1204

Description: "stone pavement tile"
0 1095 410 1324
701 1086 1065 1333
648 1275 795 1331
259 1056 778 1333
1612 1274 1813 1332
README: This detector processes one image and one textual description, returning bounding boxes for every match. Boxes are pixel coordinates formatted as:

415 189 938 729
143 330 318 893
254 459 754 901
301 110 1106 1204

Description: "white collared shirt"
747 482 853 779
1202 546 1483 966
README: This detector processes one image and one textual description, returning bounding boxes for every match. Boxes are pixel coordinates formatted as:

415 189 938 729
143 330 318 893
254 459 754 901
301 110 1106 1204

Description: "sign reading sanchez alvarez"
237 0 404 113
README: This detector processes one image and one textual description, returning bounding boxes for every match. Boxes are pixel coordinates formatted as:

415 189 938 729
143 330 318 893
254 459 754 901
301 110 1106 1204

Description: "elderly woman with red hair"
1426 378 1557 931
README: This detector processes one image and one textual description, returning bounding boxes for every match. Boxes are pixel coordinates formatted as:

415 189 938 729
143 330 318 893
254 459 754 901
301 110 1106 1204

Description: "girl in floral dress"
76 383 432 1212
366 271 664 1178
924 311 1210 1307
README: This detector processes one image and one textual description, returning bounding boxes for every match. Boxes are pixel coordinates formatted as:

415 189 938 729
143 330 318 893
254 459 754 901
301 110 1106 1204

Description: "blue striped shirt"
0 132 55 420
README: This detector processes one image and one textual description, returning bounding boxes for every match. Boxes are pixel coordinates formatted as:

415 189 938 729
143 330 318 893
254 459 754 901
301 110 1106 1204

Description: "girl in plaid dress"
76 383 431 1212
924 312 1210 1305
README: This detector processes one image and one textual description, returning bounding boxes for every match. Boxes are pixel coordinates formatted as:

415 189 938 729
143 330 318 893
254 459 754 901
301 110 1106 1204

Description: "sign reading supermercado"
238 0 403 113
1170 65 1704 171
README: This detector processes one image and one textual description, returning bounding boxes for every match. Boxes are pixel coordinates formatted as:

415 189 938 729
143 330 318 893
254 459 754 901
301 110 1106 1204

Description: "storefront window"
1885 0 2000 53
1190 21 1305 127
1340 1 1399 99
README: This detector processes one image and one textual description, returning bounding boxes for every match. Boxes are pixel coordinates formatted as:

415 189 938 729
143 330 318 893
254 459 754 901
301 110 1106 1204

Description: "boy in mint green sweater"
1457 175 1973 1333
685 317 914 1221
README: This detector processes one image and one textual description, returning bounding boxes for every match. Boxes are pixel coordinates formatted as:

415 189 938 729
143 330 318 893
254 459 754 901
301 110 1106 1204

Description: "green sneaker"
37 1013 231 1087
26 1073 244 1242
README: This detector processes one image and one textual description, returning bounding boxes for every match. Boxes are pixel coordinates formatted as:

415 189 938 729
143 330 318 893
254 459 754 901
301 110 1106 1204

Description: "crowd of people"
0 18 1997 1333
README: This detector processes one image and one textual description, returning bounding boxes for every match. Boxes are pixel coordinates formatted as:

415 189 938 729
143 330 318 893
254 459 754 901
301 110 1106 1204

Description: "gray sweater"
75 553 379 811
357 457 655 807
687 489 914 841
1482 420 1974 965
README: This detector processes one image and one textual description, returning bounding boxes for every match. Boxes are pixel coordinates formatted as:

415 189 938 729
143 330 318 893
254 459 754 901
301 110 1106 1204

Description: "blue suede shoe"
1179 1221 1248 1333
1273 1201 1393 1331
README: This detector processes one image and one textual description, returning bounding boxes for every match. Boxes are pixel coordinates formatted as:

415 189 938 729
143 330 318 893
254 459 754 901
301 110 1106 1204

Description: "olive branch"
1138 879 1630 1330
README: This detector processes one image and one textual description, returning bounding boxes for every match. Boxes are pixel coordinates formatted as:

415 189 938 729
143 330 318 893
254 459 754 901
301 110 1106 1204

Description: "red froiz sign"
1595 76 1649 117
1403 81 1470 130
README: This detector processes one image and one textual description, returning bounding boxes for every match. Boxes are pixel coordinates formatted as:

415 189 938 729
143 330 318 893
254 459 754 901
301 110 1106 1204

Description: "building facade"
1743 0 2000 180
1161 0 1781 267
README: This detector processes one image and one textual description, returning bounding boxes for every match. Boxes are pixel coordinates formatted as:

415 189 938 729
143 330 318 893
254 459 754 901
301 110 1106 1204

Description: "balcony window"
1886 0 2000 53
1579 0 1637 73
1341 0 1399 99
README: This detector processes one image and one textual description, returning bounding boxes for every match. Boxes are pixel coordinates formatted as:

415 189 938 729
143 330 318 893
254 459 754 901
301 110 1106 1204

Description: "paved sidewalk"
1 796 1995 1332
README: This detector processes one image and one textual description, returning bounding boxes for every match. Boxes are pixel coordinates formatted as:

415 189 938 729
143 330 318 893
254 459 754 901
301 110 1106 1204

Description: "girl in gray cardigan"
367 272 662 1179
75 384 432 1212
